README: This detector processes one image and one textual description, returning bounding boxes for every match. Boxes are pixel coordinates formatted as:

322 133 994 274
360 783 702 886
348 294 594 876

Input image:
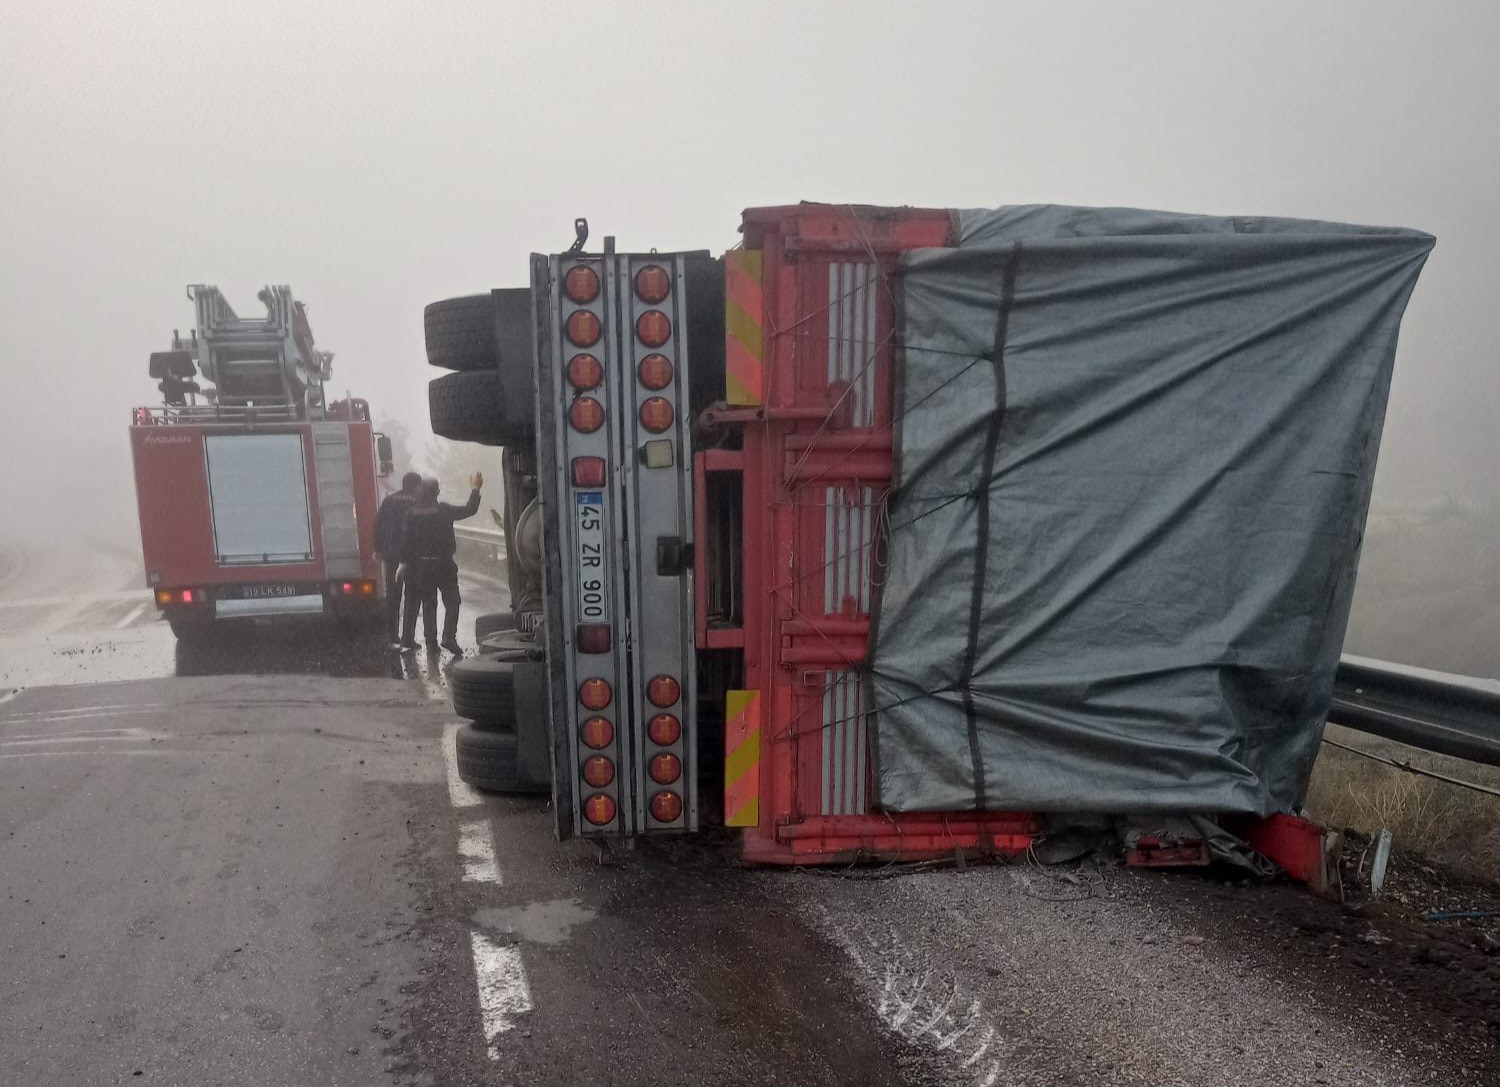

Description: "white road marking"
1 728 166 748
459 820 502 884
0 689 20 707
442 723 484 808
0 591 143 610
114 602 148 630
0 750 175 760
469 932 533 1056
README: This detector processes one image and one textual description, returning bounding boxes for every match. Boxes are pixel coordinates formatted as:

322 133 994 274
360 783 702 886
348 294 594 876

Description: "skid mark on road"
0 702 167 723
1 727 169 747
458 820 502 884
469 931 534 1057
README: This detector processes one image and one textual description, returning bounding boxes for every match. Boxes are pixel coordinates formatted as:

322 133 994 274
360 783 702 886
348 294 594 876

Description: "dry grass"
1303 724 1500 881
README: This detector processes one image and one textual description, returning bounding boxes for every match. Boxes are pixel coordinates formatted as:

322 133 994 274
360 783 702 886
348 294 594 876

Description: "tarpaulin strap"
725 250 764 406
724 689 762 826
957 244 1020 809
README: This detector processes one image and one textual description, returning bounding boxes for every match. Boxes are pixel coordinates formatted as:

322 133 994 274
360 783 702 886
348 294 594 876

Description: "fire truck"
130 285 391 639
431 205 1431 881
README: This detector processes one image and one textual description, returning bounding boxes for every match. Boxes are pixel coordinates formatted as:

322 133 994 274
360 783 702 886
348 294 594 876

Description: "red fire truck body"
131 287 388 636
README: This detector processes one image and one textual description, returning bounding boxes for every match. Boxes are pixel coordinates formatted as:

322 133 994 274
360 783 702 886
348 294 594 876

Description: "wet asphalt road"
0 545 906 1087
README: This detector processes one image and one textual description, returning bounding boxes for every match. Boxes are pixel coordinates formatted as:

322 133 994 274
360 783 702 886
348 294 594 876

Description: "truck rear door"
204 433 315 565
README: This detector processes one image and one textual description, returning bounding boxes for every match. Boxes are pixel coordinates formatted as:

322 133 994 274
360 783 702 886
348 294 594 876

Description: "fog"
2 1 1495 672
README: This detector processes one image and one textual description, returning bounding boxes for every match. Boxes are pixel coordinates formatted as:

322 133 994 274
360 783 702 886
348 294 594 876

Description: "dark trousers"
383 560 404 640
401 559 461 645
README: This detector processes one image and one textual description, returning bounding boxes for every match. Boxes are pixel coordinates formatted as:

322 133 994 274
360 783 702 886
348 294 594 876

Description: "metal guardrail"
1330 654 1500 768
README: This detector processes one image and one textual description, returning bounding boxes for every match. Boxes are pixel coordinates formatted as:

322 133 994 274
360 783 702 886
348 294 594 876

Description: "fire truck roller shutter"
429 370 532 448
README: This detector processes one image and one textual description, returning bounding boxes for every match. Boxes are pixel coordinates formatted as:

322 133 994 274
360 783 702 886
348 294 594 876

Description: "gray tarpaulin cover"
869 206 1433 815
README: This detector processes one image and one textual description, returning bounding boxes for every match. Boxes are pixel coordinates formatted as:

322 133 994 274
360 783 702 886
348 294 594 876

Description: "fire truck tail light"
155 589 172 606
580 716 614 749
634 265 671 304
576 623 612 654
567 354 604 391
582 756 615 788
639 398 674 433
650 791 683 823
647 714 681 746
569 397 605 433
571 456 606 488
564 265 601 304
579 678 613 710
635 310 671 348
649 753 682 785
566 310 602 348
646 675 681 708
180 590 195 604
637 354 673 390
584 793 617 826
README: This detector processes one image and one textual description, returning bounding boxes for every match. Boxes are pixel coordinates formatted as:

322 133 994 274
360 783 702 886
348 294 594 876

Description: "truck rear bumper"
213 595 327 620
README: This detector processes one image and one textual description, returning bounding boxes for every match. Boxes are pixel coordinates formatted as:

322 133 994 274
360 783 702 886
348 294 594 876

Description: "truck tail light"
576 623 611 654
569 397 604 433
579 678 613 710
331 579 378 596
567 310 602 347
647 714 681 746
156 587 204 606
639 398 674 433
571 456 606 488
637 354 673 390
584 793 617 826
582 756 615 787
646 675 680 708
650 791 683 823
634 265 671 304
180 590 195 604
635 310 671 348
649 753 682 785
564 265 600 304
580 716 614 749
567 354 603 391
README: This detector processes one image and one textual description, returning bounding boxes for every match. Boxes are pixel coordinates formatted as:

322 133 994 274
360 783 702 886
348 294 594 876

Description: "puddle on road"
473 899 597 945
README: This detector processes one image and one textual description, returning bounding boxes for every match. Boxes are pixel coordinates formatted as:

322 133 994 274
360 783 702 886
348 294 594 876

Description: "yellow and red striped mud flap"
724 250 764 406
723 689 762 827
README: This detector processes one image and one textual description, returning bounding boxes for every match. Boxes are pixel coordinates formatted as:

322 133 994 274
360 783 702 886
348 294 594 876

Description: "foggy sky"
3 0 1496 544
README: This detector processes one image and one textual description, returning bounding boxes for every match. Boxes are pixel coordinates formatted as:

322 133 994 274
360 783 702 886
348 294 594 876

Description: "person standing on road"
374 471 422 646
395 472 483 655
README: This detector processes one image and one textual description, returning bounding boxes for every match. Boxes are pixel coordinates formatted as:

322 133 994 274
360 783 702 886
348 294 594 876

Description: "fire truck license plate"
242 584 301 598
575 492 607 622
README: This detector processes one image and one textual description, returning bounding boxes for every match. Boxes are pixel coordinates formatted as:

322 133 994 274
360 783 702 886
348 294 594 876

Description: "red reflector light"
342 582 353 594
634 264 671 304
579 678 613 710
567 354 603 391
576 623 612 654
566 310 602 348
564 265 601 304
649 753 682 785
646 675 680 708
650 790 683 823
181 590 194 604
571 456 606 488
635 310 671 348
568 397 605 433
584 793 617 826
637 353 673 391
639 397 674 434
580 716 614 750
647 713 681 746
582 755 616 788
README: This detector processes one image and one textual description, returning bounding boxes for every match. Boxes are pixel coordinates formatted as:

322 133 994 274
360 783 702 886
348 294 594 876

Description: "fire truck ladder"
189 285 333 416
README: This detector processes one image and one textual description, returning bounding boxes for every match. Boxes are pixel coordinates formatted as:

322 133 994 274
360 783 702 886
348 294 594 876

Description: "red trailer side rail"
697 205 1039 864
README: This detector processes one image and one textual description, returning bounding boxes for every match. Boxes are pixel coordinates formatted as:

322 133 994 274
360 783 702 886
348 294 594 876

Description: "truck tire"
429 371 531 448
454 724 548 794
449 651 525 728
425 295 498 372
474 611 516 640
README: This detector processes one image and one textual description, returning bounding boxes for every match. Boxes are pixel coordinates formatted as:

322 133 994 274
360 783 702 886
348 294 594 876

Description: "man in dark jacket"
396 473 483 654
373 471 421 644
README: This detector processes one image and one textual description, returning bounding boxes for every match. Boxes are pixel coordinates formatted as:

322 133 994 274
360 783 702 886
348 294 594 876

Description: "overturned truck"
430 204 1433 879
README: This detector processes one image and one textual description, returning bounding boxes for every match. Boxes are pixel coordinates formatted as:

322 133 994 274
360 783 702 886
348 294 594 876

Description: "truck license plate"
575 492 607 622
242 584 302 598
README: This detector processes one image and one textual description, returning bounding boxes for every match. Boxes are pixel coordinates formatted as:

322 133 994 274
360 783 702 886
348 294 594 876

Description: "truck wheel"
454 724 548 794
474 611 516 640
168 615 214 641
425 295 498 372
429 371 531 448
449 651 524 729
